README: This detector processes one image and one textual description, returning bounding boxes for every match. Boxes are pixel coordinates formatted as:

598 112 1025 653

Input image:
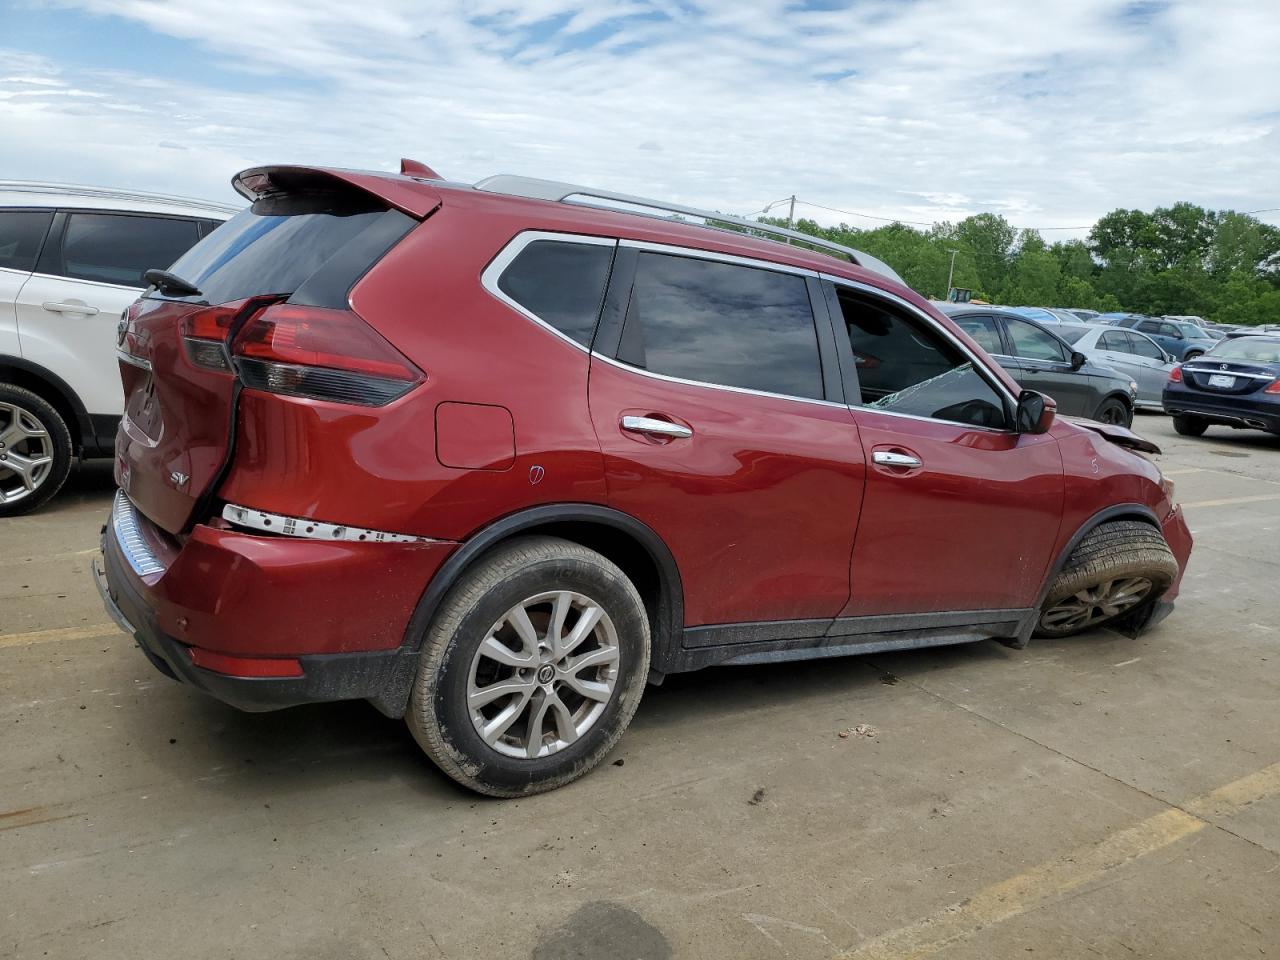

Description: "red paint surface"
435 401 516 471
145 526 455 655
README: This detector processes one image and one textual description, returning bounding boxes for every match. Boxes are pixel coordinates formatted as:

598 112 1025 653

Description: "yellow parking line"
0 624 122 649
1180 493 1280 509
838 762 1280 960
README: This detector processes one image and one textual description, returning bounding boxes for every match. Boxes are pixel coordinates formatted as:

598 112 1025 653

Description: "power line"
751 198 1280 234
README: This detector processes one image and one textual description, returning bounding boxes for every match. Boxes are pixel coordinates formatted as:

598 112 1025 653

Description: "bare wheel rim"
467 590 620 760
0 401 55 505
1040 576 1153 633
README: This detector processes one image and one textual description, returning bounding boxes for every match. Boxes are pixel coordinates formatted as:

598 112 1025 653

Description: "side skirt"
668 608 1037 673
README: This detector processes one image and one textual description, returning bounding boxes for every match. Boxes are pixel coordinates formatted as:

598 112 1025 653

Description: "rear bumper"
96 491 456 715
1162 388 1280 432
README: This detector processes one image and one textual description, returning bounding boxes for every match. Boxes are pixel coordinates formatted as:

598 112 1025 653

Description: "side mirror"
1016 389 1057 434
1070 351 1087 371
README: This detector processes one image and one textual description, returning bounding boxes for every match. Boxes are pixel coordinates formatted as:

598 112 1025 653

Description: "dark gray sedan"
936 304 1139 426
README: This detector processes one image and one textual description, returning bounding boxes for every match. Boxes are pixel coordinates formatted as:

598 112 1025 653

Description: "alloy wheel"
1039 576 1153 633
0 401 55 505
467 590 620 759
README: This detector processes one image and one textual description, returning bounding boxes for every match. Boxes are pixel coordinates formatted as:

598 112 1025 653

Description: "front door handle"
620 415 693 439
43 300 100 316
872 450 922 469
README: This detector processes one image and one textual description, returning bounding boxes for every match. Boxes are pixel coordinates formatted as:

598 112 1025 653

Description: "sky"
1 0 1277 238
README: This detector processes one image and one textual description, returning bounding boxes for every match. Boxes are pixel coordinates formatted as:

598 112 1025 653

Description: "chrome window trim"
479 229 618 354
26 270 143 292
822 274 1021 432
112 490 166 580
618 238 818 279
589 351 847 411
483 230 839 409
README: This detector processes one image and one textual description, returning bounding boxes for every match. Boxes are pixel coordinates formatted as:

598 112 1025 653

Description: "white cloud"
1 0 1277 238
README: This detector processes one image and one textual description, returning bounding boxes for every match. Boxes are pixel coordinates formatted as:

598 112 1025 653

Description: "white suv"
0 182 237 513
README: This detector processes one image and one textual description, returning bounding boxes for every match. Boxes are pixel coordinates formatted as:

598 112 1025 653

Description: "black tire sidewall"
428 555 648 794
1096 397 1132 428
0 384 73 516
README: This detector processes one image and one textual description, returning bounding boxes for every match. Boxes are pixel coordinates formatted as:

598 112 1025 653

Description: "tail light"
231 304 423 405
1265 378 1280 395
1168 364 1183 383
182 305 241 372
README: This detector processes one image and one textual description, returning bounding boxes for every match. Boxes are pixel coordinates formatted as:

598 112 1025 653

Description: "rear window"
166 193 414 307
0 209 54 272
1209 338 1280 362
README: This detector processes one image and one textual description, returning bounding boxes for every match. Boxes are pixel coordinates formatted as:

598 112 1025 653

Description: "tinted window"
498 240 614 347
1136 319 1162 334
168 193 407 306
622 253 823 400
840 291 1008 429
1128 333 1165 360
952 314 1002 354
1099 331 1128 351
1006 318 1068 362
0 209 54 272
1057 326 1090 345
60 213 199 286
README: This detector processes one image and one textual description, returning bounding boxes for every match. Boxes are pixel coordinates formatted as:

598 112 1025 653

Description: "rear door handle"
620 415 693 439
872 451 922 469
43 300 100 316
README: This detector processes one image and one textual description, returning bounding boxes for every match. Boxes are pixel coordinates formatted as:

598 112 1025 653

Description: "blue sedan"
1163 335 1280 437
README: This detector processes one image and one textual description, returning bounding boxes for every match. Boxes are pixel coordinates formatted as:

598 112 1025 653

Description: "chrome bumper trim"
221 503 438 544
111 489 166 579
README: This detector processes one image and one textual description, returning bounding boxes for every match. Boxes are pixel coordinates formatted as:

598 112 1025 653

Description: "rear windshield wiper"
144 269 202 298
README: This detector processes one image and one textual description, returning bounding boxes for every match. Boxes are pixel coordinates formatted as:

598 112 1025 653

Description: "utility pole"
786 195 796 230
945 248 959 300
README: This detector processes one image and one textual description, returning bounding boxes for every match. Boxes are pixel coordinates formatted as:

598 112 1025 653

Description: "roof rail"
472 175 906 286
0 180 242 215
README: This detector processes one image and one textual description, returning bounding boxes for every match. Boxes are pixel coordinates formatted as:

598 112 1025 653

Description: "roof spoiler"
231 165 442 219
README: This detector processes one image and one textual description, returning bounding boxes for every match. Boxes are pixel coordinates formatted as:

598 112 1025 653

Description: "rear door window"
1005 318 1068 362
618 252 824 400
0 209 54 272
497 239 615 347
1099 331 1128 351
1136 319 1162 335
59 213 200 286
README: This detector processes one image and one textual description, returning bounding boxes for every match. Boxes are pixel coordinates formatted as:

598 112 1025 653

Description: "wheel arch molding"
400 501 685 673
0 354 92 452
1034 502 1161 612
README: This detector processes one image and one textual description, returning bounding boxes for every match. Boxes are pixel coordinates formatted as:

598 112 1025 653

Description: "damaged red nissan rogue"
96 162 1192 796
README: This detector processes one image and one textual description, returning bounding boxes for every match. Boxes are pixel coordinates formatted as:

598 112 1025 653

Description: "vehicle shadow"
118 639 1018 804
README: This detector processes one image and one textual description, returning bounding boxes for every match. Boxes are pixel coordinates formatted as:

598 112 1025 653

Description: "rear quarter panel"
218 198 609 538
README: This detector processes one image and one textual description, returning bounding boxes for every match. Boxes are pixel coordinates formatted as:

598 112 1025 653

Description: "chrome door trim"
617 238 818 279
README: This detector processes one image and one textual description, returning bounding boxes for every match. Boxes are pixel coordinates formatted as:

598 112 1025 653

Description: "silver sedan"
1058 325 1175 410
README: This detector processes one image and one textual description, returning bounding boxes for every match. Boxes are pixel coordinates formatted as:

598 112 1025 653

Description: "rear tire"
1093 396 1133 428
1035 521 1177 638
1183 350 1204 361
0 384 73 516
1172 414 1208 437
407 536 650 797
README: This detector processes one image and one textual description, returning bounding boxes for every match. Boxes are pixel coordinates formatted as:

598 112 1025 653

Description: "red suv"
97 162 1192 796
